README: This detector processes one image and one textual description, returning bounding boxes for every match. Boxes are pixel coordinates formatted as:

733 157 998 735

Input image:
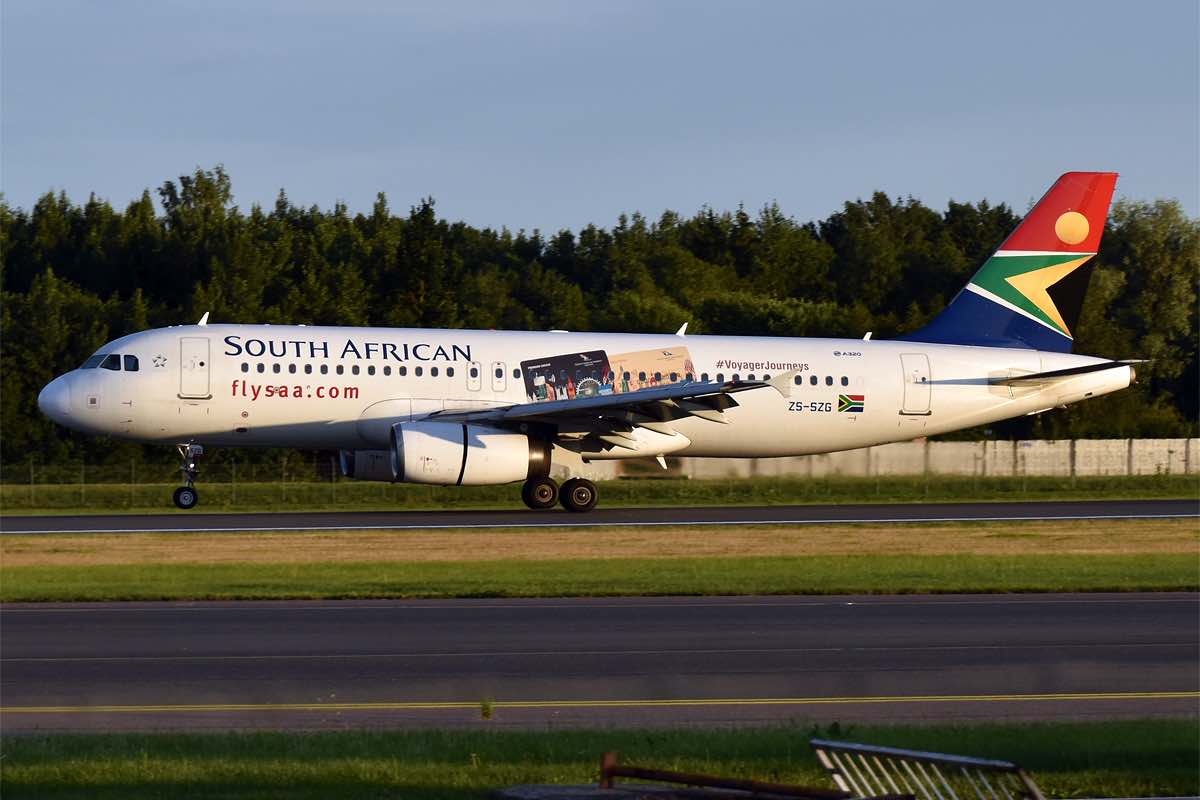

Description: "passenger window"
431 367 439 377
495 367 503 379
415 366 423 377
320 364 328 375
469 366 479 378
273 364 281 374
399 366 407 376
809 375 818 385
257 364 266 374
100 354 121 371
288 364 297 374
841 376 849 386
793 375 802 385
513 368 520 378
701 372 709 382
351 365 360 375
121 355 139 371
447 367 454 377
716 373 724 382
825 376 833 386
305 364 313 375
623 371 631 381
81 355 104 369
336 365 344 375
732 373 740 381
241 362 249 373
383 366 391 376
654 372 662 382
368 365 376 376
748 374 755 381
670 372 678 382
639 371 646 381
763 374 770 380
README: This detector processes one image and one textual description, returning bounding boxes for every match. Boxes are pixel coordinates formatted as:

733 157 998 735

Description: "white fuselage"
41 324 1131 460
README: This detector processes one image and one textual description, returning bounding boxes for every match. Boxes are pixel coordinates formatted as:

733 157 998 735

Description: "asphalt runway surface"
2 593 1197 731
2 498 1196 534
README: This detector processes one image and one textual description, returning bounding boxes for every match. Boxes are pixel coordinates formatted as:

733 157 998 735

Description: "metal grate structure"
810 739 1046 800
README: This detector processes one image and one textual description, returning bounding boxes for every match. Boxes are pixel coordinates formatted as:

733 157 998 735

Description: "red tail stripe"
998 171 1117 254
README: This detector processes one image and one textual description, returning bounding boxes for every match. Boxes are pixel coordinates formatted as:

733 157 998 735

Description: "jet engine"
390 421 550 485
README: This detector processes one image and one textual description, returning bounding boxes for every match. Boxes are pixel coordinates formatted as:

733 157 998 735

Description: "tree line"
2 166 1196 469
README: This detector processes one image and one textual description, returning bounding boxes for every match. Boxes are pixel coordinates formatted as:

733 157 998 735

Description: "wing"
432 376 792 455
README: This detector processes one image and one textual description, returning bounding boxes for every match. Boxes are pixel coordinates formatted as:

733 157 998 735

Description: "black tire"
173 486 199 510
521 477 559 510
559 478 598 513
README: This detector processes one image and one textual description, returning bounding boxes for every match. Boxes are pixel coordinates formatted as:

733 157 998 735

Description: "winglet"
675 322 688 337
767 370 802 398
197 312 210 326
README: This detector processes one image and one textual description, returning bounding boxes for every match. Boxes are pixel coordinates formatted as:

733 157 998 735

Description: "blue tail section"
900 289 1076 352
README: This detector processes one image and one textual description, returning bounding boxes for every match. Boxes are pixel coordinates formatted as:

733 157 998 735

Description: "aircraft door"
179 337 212 399
467 362 482 391
491 361 506 393
899 353 931 415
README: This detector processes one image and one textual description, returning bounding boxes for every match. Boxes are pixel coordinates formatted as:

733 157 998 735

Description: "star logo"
152 354 167 368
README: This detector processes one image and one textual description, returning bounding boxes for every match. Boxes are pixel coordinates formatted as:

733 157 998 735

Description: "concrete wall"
665 438 1197 479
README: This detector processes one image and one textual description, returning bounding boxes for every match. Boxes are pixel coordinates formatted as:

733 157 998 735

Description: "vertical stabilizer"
903 171 1118 352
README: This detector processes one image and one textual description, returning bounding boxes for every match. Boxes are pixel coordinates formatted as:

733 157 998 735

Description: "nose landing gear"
173 443 203 510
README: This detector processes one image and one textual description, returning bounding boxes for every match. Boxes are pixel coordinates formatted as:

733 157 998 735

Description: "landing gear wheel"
173 442 204 510
173 486 199 510
521 477 559 510
560 478 598 513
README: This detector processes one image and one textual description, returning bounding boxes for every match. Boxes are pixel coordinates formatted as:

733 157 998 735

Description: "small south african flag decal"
838 394 865 413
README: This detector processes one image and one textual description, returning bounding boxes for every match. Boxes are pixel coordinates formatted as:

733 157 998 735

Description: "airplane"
38 171 1135 512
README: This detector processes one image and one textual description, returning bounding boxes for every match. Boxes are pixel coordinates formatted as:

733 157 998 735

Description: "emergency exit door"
899 353 931 415
179 337 211 399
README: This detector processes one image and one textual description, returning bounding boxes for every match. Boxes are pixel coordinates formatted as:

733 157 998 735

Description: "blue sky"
3 0 1197 232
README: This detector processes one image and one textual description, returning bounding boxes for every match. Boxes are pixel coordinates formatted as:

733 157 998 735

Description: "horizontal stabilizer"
991 360 1132 385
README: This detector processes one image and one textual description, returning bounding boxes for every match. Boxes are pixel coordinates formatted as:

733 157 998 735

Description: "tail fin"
903 171 1118 352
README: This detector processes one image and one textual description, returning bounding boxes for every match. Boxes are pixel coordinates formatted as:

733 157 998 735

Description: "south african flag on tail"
838 394 864 413
900 172 1118 353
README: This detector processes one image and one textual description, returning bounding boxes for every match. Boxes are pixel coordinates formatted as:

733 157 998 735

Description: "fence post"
80 461 85 505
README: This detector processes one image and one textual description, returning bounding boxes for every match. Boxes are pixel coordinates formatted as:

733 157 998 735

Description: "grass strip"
3 554 1196 601
5 519 1195 566
2 721 1196 799
2 474 1195 514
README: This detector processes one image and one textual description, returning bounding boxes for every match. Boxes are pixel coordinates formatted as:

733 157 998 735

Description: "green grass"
4 554 1196 601
2 721 1196 799
1 474 1196 514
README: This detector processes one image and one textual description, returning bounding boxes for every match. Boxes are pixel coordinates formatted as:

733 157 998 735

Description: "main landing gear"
520 476 598 513
173 443 203 510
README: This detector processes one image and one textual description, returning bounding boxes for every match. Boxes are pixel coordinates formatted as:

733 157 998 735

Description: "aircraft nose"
37 375 72 423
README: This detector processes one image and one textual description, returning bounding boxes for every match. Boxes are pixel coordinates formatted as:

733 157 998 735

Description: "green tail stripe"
969 253 1090 334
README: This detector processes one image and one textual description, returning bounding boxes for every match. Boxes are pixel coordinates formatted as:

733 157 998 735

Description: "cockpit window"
100 354 121 371
81 355 104 369
123 355 139 372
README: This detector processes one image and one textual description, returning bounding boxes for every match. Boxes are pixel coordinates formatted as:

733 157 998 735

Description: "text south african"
223 335 471 362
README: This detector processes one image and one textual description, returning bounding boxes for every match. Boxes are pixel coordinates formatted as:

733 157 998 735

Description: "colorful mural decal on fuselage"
521 347 696 403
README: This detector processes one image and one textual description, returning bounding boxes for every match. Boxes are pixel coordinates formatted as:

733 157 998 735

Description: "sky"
2 0 1197 233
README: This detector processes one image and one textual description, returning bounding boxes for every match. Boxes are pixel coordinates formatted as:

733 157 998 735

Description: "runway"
2 593 1196 731
2 498 1196 534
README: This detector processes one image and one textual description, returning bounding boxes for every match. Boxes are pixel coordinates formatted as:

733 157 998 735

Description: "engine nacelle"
390 421 550 486
338 449 396 482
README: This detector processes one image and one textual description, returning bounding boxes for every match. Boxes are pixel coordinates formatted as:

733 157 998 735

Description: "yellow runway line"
4 690 1197 714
